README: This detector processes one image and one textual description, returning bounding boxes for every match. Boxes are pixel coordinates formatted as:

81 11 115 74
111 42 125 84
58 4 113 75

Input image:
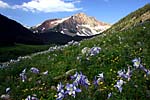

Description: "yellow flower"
54 95 57 98
110 69 113 72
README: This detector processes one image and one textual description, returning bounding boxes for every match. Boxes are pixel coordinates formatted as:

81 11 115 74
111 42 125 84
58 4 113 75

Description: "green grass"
0 22 150 100
0 44 51 63
106 4 150 32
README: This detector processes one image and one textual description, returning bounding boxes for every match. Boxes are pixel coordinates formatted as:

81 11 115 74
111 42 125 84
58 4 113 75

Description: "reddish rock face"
32 13 111 36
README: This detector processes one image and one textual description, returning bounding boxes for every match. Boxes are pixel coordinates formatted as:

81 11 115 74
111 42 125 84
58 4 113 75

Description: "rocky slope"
31 13 111 36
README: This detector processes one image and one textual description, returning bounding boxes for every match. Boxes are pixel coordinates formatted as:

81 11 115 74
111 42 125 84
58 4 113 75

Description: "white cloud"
13 0 82 12
0 0 10 8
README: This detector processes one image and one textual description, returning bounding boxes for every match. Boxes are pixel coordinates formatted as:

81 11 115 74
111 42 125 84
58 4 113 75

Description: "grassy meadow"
0 22 150 100
0 44 50 63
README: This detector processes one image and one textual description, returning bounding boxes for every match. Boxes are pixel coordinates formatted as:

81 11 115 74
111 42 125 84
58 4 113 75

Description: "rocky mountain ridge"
31 13 111 36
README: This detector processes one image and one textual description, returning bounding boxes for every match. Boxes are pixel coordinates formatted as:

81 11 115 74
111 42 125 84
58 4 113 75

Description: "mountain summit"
31 13 111 36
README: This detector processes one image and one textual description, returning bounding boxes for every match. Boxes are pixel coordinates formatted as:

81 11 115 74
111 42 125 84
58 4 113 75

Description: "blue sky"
0 0 149 26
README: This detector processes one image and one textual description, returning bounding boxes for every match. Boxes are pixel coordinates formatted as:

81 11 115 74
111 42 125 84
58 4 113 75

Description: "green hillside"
106 3 150 32
0 4 150 100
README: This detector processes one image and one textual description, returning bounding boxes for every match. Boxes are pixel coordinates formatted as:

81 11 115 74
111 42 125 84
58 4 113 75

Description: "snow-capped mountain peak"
31 13 111 36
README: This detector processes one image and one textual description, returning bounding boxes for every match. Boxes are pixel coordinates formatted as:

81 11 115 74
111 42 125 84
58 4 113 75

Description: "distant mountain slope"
31 13 111 36
0 14 42 45
106 3 150 33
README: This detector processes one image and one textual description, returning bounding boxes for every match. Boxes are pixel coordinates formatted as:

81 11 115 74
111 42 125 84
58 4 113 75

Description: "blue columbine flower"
19 68 27 82
30 67 40 74
89 47 101 56
118 67 132 81
65 83 81 98
56 89 65 100
93 73 104 86
107 92 112 99
132 58 141 68
80 75 90 88
57 82 64 92
93 76 99 86
71 72 90 87
146 70 150 75
125 67 132 81
97 73 104 81
114 79 125 93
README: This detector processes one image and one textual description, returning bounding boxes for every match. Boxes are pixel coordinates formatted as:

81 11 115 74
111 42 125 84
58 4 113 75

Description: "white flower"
81 47 90 55
42 70 48 75
6 87 10 94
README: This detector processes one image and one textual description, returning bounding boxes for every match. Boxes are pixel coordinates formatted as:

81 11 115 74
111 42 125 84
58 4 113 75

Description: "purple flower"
70 72 78 80
125 67 132 81
20 68 27 82
65 83 81 98
140 65 148 72
146 70 150 75
114 79 125 93
30 67 40 74
93 73 104 86
118 67 132 81
132 58 141 68
56 89 65 100
80 75 90 88
89 47 101 56
71 72 90 87
93 76 99 86
57 82 64 92
107 92 112 99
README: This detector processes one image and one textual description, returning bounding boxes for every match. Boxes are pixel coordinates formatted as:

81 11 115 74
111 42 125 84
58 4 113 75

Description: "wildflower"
118 67 132 81
71 72 90 87
42 70 48 75
20 68 27 82
6 87 10 94
70 72 79 80
80 75 91 88
25 95 39 100
93 76 99 86
89 47 101 56
126 67 132 81
65 83 81 98
114 79 125 93
93 73 104 86
1 94 10 100
81 47 90 55
140 64 148 72
132 58 141 68
56 89 65 100
107 92 112 99
97 73 104 81
57 82 64 92
30 67 40 74
146 70 150 75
